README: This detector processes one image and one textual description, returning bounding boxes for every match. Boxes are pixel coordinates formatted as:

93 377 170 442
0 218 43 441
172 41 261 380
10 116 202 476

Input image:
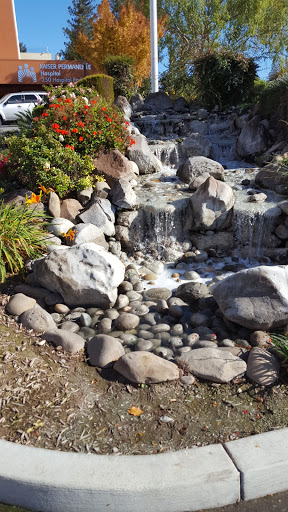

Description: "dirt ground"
1 275 288 457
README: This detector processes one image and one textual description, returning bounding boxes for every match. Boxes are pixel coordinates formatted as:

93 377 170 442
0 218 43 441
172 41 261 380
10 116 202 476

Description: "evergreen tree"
61 0 96 60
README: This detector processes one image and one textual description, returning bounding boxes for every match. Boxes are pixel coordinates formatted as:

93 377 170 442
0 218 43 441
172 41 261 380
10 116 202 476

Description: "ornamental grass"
0 201 49 282
269 333 288 363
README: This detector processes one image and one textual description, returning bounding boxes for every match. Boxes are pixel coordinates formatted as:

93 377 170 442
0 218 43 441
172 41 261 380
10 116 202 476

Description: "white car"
0 91 48 124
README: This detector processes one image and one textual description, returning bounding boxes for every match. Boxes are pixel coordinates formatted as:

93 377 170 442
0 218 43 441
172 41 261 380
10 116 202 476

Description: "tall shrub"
103 55 136 99
194 51 258 110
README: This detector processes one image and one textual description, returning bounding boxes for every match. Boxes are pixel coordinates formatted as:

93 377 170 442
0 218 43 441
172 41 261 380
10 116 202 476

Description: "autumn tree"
76 0 166 81
62 0 96 60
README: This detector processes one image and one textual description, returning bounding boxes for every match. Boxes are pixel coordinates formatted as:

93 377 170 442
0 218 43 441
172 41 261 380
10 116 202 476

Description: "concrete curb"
0 428 287 512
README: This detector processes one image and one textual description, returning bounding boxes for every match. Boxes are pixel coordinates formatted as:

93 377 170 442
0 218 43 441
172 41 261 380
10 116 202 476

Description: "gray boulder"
114 351 180 384
177 156 225 184
212 265 288 330
109 178 138 209
47 218 74 237
114 96 133 119
144 92 173 111
236 116 268 158
79 198 115 237
69 223 108 249
7 293 36 316
33 243 125 308
177 348 247 383
188 176 234 231
181 133 212 158
127 134 163 174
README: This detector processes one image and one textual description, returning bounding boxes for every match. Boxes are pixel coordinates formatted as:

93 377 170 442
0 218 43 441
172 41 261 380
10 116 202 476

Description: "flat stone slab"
0 439 239 512
225 428 288 501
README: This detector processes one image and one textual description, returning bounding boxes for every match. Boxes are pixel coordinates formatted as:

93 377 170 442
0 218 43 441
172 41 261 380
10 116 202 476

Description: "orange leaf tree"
76 0 166 81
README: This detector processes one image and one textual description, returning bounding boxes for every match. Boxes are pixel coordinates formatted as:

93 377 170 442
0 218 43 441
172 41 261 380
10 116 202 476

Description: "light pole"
150 0 159 92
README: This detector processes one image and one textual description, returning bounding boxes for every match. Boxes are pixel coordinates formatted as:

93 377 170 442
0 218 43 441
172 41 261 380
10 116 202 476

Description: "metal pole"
150 0 158 92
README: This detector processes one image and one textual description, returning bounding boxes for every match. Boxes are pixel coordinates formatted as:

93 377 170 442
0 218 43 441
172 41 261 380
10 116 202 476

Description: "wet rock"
42 330 85 354
7 293 36 316
177 348 247 383
87 334 125 367
188 176 234 231
114 351 180 384
246 347 279 386
177 156 224 185
79 198 115 237
20 304 57 333
109 178 138 209
175 281 210 305
236 115 268 158
182 133 212 158
143 288 172 301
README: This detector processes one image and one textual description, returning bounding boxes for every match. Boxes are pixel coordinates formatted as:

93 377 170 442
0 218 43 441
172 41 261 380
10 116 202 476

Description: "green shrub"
160 66 197 103
103 55 136 99
3 83 135 198
193 51 258 110
0 201 49 282
76 74 114 103
257 76 288 138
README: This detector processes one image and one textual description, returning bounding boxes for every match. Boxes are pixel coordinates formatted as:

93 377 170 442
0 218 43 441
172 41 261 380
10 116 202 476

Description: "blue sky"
14 0 270 78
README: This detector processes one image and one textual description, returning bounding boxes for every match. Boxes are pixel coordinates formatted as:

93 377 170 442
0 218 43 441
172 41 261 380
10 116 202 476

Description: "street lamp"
150 0 158 92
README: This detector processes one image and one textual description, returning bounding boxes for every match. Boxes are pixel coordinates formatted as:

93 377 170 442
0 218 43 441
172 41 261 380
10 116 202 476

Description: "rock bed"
6 257 281 388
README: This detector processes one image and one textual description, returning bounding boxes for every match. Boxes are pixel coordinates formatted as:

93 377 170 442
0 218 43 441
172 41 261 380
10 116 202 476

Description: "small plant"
269 333 288 362
0 201 49 282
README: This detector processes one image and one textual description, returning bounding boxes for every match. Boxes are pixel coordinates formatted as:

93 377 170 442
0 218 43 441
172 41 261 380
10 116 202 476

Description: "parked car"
0 91 48 124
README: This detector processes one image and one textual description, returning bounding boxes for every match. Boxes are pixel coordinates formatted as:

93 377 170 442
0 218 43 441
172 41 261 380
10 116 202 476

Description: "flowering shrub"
3 83 135 198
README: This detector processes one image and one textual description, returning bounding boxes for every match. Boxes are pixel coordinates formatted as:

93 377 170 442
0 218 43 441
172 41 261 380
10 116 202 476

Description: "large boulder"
211 265 288 330
255 164 287 193
143 92 173 112
33 243 125 308
114 96 132 119
181 133 212 158
177 156 224 185
188 176 234 231
236 116 269 158
93 149 137 188
127 133 163 174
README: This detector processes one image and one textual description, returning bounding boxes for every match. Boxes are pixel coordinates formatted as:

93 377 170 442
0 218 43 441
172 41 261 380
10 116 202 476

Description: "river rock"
177 348 247 383
114 313 140 330
42 330 85 354
143 288 172 301
20 303 57 333
177 156 224 185
246 347 279 386
212 265 288 330
175 281 210 305
7 293 36 316
33 243 125 308
188 176 234 231
114 351 180 383
87 334 125 367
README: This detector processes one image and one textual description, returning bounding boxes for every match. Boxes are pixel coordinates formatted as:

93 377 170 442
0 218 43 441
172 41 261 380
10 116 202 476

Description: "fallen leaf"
127 406 143 416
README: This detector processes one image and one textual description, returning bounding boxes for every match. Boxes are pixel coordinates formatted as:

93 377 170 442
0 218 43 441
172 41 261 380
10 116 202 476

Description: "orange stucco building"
0 0 96 96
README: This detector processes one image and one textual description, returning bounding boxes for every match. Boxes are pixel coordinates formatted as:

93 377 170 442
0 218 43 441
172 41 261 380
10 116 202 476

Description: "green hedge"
76 74 114 103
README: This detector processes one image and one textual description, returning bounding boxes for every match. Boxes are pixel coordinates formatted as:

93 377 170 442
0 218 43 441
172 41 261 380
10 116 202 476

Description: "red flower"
91 100 96 104
125 121 129 125
52 123 59 129
107 117 112 122
79 136 84 141
41 112 48 117
71 128 78 133
130 139 136 144
63 116 67 121
93 131 97 135
102 107 107 111
83 111 87 114
84 105 89 109
65 144 74 150
55 128 61 133
58 98 62 103
98 131 102 134
64 98 72 103
61 130 68 135
76 121 85 127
